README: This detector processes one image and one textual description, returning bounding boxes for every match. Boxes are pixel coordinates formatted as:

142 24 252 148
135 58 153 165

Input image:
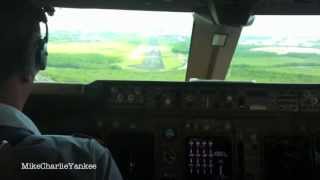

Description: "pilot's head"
0 1 47 110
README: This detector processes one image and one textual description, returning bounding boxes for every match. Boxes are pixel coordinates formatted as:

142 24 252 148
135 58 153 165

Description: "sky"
242 15 320 38
48 8 194 36
47 8 320 38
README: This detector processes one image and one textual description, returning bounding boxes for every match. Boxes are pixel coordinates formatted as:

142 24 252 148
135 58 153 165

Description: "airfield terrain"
37 33 320 84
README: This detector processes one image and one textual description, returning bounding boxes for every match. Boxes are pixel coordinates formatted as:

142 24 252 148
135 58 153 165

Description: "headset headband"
39 6 54 42
35 6 55 70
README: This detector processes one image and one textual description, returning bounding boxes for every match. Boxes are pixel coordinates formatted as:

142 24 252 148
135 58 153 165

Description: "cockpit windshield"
36 8 193 83
227 15 320 83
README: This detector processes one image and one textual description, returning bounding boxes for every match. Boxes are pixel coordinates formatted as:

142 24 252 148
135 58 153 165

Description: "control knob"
163 150 177 165
163 128 176 140
303 91 319 106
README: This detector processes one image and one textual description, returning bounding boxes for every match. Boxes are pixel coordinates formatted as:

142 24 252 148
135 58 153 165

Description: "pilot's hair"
0 1 42 85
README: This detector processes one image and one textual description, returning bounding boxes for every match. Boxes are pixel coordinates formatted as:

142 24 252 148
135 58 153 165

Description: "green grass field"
226 45 320 83
38 38 189 83
37 36 320 84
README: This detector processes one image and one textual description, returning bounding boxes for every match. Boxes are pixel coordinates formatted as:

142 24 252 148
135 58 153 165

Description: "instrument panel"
25 81 320 180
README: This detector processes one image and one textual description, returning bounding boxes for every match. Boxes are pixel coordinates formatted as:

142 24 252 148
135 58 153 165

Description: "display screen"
263 136 312 180
107 132 155 180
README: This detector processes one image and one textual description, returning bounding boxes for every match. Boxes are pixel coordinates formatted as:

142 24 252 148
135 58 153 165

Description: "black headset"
35 7 54 71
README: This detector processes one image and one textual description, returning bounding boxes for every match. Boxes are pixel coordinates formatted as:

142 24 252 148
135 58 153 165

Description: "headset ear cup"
41 41 48 70
35 39 47 70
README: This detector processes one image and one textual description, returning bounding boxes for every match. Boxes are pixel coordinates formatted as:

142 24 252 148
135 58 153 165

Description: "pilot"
0 1 123 180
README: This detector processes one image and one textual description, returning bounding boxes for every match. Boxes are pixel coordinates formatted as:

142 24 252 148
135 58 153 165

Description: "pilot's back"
19 134 122 180
0 103 122 180
0 131 122 180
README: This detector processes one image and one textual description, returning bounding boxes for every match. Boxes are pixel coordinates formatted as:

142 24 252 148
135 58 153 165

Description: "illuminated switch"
163 128 176 140
219 164 224 177
196 141 200 147
203 124 211 131
202 149 206 155
201 141 207 146
164 97 172 106
196 168 200 175
214 151 228 158
209 150 213 158
127 94 135 103
202 153 208 158
116 94 125 103
203 169 207 176
110 87 118 93
134 87 141 95
190 158 193 164
205 97 210 109
196 158 200 164
209 164 214 175
196 149 200 154
185 123 192 129
209 141 213 147
189 168 194 175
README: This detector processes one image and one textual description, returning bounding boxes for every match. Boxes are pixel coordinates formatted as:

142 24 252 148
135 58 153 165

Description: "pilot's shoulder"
37 134 108 162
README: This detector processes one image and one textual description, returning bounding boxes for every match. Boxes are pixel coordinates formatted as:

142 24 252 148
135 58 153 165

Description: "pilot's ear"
20 71 35 83
21 75 30 83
